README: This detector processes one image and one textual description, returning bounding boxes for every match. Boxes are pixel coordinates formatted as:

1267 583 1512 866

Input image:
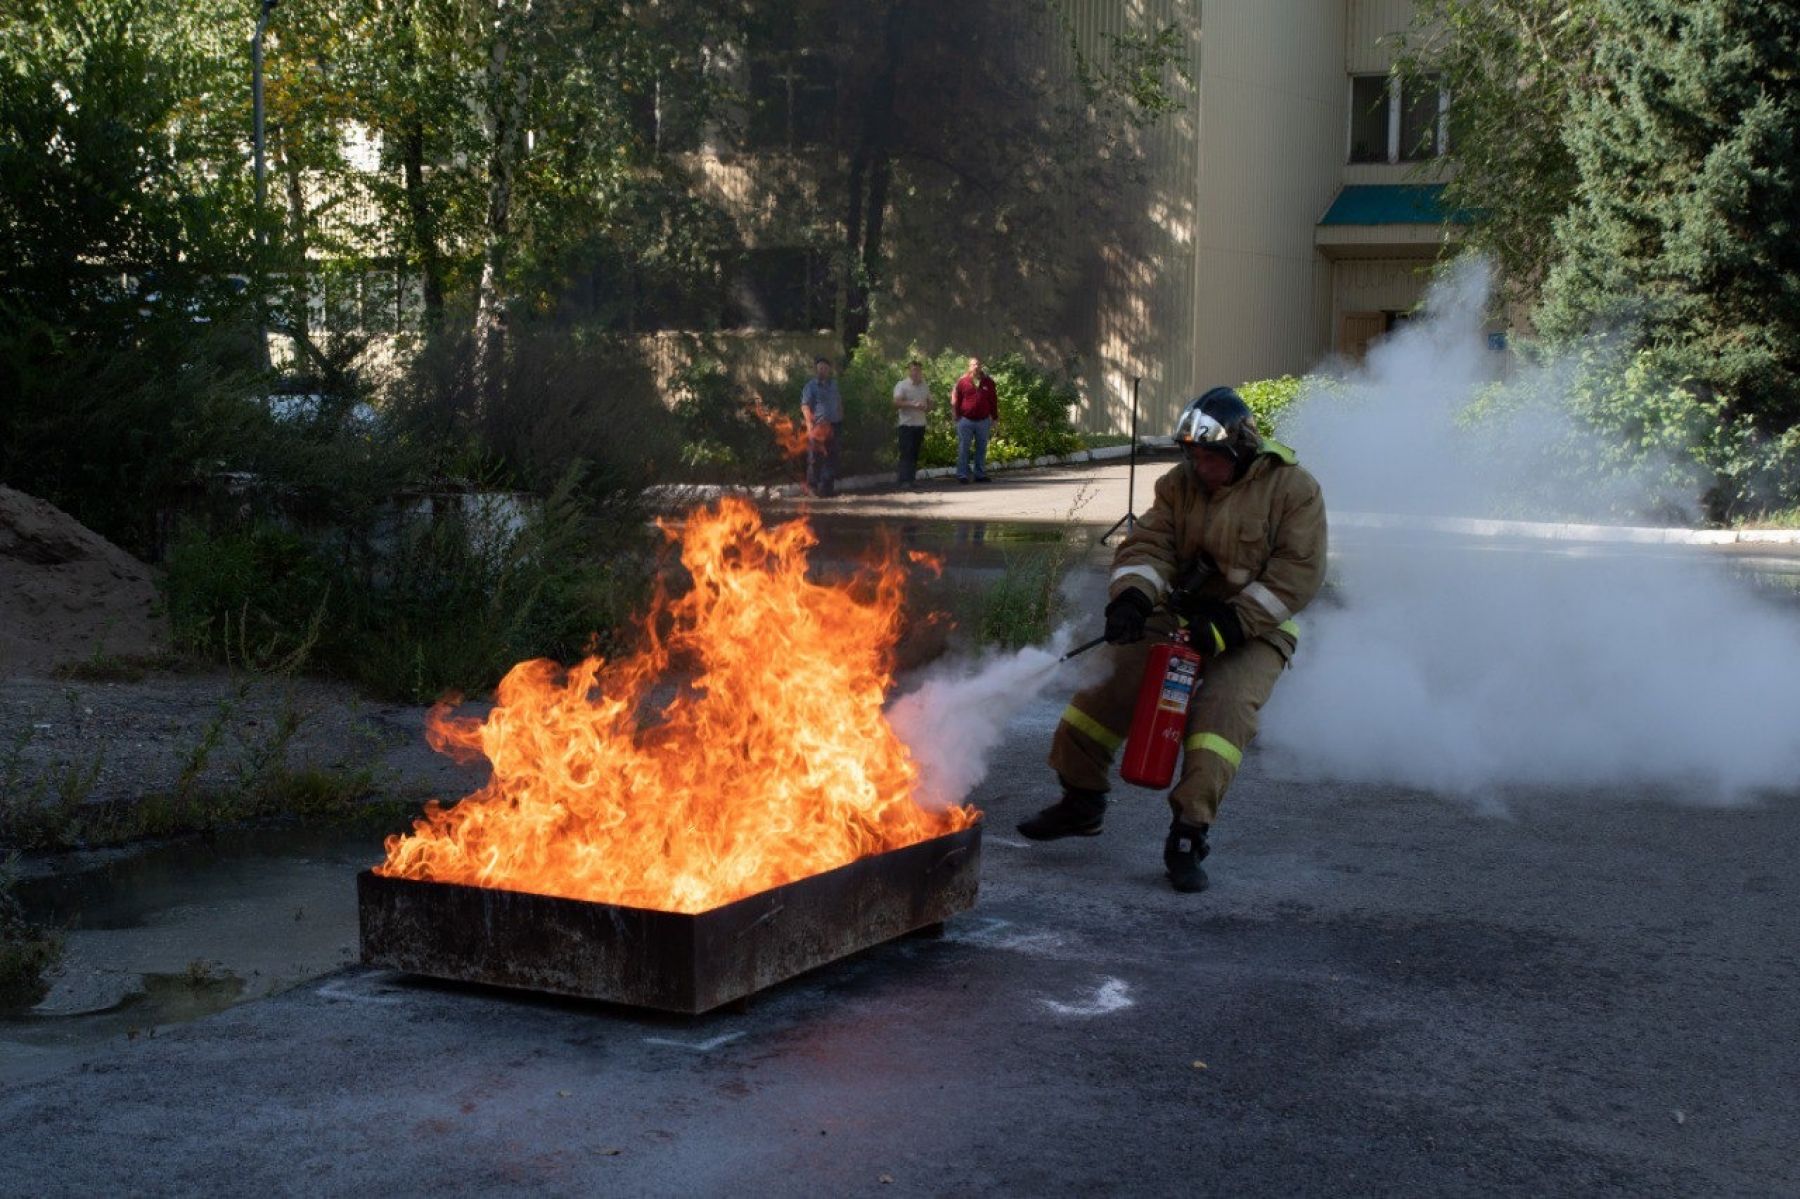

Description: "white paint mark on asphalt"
987 836 1032 849
1039 978 1133 1017
643 1032 744 1053
316 976 408 1006
942 917 1070 957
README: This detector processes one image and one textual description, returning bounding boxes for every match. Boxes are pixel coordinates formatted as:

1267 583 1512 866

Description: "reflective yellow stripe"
1060 704 1125 752
1184 731 1242 769
1207 623 1226 654
1277 619 1300 638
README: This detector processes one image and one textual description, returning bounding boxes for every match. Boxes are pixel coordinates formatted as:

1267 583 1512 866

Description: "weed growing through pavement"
962 483 1099 649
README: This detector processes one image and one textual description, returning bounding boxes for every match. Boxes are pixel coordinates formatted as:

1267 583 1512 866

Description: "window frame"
1346 72 1449 164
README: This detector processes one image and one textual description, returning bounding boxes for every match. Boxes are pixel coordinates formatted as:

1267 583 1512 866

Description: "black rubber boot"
1163 819 1211 892
1017 784 1107 840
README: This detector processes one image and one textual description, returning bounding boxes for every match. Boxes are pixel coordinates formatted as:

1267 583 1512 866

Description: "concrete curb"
1335 511 1800 546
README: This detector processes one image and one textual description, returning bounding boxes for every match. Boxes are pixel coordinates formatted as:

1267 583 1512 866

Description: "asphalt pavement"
3 678 1796 1196
5 482 1798 1195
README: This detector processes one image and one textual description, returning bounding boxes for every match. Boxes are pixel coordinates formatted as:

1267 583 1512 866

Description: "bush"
766 346 1084 479
670 359 794 482
1237 376 1306 436
164 471 653 702
1463 342 1799 525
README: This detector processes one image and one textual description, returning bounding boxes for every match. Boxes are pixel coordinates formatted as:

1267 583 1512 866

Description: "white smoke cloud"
1261 257 1800 801
889 624 1106 810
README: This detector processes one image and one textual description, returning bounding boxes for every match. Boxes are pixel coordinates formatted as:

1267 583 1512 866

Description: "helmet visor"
1174 408 1231 447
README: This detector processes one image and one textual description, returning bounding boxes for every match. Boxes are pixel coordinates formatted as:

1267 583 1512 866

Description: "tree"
0 0 265 551
823 0 1193 362
1536 0 1800 515
1396 0 1602 303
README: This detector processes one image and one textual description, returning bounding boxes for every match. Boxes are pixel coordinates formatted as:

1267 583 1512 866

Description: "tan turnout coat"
1109 440 1328 655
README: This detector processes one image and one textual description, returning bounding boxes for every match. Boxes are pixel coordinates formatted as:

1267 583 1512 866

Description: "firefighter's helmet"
1173 386 1257 458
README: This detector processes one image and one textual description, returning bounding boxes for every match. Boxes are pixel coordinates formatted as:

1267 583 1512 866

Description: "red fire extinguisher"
1119 631 1205 789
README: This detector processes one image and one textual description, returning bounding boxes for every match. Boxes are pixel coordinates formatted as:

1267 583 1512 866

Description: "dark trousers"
807 422 843 496
896 425 925 483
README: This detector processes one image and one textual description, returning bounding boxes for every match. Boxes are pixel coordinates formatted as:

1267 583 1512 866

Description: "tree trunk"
474 0 536 411
841 1 905 360
395 4 445 335
401 117 445 335
272 126 312 370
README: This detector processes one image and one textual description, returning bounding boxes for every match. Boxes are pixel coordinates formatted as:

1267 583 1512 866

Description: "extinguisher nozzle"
1059 634 1109 662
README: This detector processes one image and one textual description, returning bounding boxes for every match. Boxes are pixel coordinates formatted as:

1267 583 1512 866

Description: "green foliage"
1534 0 1800 517
671 359 793 481
1397 2 1599 302
0 0 269 554
1236 376 1306 436
784 348 1084 478
957 485 1096 650
1407 0 1800 517
1065 17 1195 129
969 547 1074 650
386 326 677 500
163 473 652 703
1459 342 1714 521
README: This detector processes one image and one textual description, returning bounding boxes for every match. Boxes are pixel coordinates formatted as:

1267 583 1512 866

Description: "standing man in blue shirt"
801 355 844 497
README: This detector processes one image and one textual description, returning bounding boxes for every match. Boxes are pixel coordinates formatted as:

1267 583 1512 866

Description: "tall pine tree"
1537 0 1800 514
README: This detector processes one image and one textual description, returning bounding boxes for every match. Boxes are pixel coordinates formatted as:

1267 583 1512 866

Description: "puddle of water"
3 824 387 1079
5 971 246 1052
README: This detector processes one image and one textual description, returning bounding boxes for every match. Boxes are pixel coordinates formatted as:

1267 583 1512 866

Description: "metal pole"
1099 374 1144 545
1126 375 1140 532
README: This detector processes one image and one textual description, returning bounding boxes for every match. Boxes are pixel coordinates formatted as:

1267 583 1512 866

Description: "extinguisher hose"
1058 633 1109 662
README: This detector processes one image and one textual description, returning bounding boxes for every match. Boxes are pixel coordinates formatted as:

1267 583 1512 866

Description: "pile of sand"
0 486 168 679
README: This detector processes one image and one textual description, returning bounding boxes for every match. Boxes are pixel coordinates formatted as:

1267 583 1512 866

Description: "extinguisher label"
1157 658 1200 715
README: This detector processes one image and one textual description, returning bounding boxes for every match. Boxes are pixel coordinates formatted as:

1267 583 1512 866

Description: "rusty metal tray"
357 821 981 1014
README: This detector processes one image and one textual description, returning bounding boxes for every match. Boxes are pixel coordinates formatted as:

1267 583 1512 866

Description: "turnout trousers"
1048 619 1288 825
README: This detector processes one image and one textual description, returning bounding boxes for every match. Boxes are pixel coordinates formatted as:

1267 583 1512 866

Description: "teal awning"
1318 184 1471 226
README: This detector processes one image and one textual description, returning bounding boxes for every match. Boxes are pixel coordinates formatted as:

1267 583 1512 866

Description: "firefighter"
1019 386 1328 892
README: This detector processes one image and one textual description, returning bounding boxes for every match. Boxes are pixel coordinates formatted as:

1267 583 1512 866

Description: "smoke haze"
1261 258 1800 800
890 625 1104 810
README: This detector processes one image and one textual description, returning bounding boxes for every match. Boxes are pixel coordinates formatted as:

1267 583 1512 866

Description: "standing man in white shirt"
892 359 931 487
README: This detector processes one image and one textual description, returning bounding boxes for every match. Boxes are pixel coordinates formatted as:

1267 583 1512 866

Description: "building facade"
1057 0 1456 435
292 2 1457 439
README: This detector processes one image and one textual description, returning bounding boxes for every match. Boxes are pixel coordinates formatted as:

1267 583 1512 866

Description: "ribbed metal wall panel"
1332 257 1433 315
1043 0 1203 435
1346 0 1417 72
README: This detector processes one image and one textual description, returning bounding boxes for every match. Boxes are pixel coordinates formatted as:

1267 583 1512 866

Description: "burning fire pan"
358 822 981 1014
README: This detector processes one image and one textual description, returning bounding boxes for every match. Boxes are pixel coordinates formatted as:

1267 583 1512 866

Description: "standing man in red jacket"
952 356 999 484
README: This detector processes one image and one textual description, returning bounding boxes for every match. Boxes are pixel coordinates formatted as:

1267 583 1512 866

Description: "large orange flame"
377 498 975 914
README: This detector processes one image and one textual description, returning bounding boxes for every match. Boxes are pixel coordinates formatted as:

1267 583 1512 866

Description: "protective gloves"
1182 597 1245 656
1102 589 1155 644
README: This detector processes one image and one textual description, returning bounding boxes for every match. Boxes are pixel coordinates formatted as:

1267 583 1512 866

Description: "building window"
746 50 836 150
1399 74 1444 161
1348 75 1390 164
1347 73 1447 164
628 63 707 154
728 247 833 331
